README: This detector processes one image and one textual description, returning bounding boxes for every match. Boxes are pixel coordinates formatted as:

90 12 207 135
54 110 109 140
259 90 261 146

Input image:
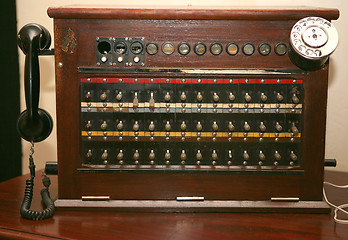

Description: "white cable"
323 181 348 224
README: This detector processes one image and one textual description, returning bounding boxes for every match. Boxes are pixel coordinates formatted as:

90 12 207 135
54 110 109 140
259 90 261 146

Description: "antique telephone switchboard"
17 6 340 216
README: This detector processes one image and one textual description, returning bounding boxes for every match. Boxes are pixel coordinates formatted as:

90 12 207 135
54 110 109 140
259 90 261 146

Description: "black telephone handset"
17 24 55 220
17 23 53 142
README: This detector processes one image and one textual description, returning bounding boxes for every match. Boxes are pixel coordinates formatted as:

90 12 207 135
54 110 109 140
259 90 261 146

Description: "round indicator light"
146 43 158 55
194 43 207 55
130 41 143 55
210 43 223 55
162 42 175 55
226 43 239 55
178 43 190 55
114 41 127 55
242 43 255 56
258 43 271 56
275 43 288 56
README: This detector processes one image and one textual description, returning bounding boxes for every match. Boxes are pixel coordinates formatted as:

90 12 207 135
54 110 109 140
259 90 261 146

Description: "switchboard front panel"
48 7 339 212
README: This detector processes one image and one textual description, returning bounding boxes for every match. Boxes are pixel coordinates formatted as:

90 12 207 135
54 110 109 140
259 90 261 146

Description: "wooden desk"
0 170 347 240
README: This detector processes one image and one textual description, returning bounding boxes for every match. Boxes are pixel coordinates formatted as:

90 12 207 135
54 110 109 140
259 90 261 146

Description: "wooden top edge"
47 6 339 20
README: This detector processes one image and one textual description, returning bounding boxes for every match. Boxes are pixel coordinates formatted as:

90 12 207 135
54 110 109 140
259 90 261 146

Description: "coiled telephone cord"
20 142 55 220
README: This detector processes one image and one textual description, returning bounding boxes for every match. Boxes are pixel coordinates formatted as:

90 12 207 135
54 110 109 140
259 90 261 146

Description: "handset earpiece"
17 23 53 142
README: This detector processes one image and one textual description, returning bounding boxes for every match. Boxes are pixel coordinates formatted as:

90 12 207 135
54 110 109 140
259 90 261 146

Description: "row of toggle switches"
86 149 299 166
85 120 299 135
84 91 301 104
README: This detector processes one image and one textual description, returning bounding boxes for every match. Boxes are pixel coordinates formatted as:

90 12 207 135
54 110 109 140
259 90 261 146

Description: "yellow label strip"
81 131 301 138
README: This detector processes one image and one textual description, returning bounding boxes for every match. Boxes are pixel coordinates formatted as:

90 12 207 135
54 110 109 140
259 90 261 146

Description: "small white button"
133 56 140 63
117 56 123 63
101 56 108 62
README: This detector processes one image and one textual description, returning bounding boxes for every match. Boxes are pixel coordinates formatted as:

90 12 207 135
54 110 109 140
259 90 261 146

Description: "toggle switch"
260 93 267 102
133 121 140 132
211 150 218 165
117 150 124 164
100 92 107 101
165 151 171 165
133 92 139 109
243 151 249 166
165 150 171 161
213 92 219 103
228 122 235 132
228 150 233 159
197 92 203 102
292 93 300 104
259 150 266 161
243 150 250 161
149 91 155 111
86 149 92 160
196 121 203 131
149 121 155 131
196 150 203 164
276 93 284 102
133 150 140 163
229 92 236 101
274 151 281 161
259 122 266 132
181 150 187 164
291 123 299 135
180 92 187 102
101 149 108 164
84 91 91 102
165 121 171 131
149 150 155 164
164 92 171 102
290 151 298 161
244 122 251 132
212 121 218 131
116 91 123 101
85 120 91 131
227 151 233 165
275 122 282 132
181 121 187 131
115 120 123 131
100 121 107 130
244 93 251 103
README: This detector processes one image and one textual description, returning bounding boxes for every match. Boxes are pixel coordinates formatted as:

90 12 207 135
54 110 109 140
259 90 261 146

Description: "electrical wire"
323 181 348 224
20 141 55 220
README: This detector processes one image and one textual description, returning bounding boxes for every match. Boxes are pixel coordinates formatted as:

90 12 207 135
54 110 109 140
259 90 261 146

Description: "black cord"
20 153 55 220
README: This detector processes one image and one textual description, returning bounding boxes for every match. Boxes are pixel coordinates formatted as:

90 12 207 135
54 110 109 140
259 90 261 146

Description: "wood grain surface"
47 6 339 20
0 170 347 240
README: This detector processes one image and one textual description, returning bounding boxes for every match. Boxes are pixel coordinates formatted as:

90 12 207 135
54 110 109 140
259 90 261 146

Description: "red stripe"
231 79 241 84
155 78 167 83
281 79 294 84
248 79 260 84
265 79 278 84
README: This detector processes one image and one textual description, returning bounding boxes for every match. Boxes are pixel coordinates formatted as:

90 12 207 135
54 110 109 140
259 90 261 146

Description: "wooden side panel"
54 19 82 199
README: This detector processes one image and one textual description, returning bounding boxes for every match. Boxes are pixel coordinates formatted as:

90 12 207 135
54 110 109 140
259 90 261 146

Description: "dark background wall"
0 0 22 182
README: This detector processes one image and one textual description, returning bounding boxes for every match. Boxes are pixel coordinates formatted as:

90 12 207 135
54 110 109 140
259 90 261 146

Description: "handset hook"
17 23 53 142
